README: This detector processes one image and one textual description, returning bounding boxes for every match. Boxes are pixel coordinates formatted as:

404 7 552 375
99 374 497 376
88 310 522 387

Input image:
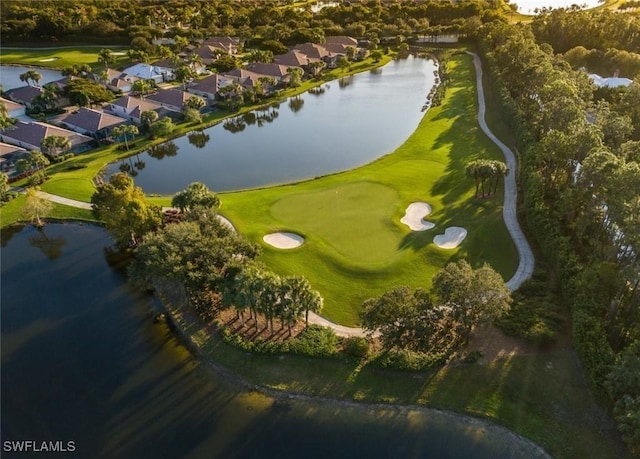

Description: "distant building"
589 73 633 88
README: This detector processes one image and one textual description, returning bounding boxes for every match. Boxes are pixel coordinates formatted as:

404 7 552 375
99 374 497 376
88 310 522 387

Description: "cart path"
35 53 533 336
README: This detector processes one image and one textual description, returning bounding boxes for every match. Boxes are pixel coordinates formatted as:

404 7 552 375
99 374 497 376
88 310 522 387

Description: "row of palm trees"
225 265 323 336
465 159 509 197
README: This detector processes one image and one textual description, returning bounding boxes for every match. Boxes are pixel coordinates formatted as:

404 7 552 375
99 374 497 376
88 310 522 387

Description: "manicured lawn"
0 46 130 70
0 196 96 227
220 52 518 325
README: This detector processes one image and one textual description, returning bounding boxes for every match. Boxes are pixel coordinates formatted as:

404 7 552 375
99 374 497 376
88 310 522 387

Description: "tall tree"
19 70 42 87
98 48 114 68
91 172 161 248
171 182 220 213
40 135 71 158
22 187 52 227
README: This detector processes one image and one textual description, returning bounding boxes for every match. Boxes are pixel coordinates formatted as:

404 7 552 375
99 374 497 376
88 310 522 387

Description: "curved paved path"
467 52 535 291
35 53 533 337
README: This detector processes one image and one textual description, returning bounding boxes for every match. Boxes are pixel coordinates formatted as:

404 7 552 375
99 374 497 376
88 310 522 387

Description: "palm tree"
112 125 139 150
132 79 152 98
19 70 43 87
188 53 203 72
41 135 71 158
98 48 114 69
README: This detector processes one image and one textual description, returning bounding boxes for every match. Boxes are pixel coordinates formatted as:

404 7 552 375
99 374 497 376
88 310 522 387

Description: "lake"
105 56 437 195
0 64 64 91
513 0 603 14
0 223 550 458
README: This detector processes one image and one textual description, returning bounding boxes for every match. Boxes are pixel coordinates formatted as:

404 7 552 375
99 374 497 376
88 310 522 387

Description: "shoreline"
157 294 551 458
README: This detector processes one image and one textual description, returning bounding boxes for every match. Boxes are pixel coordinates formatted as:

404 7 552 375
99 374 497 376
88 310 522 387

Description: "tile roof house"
105 96 166 124
223 69 265 90
181 44 228 66
0 142 29 177
0 97 26 118
203 36 241 55
274 50 319 68
146 88 205 112
94 68 139 93
0 121 93 153
245 63 298 83
3 86 43 108
54 107 127 138
325 36 359 47
187 73 235 103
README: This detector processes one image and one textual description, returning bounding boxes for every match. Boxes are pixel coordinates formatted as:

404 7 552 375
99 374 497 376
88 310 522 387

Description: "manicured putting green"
270 182 400 264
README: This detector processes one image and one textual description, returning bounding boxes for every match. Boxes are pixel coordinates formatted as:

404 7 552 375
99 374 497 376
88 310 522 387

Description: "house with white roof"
121 63 170 84
589 73 633 88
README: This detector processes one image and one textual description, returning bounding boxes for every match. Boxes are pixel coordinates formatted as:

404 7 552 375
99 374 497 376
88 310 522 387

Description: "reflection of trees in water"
223 117 246 133
338 76 354 89
1 225 23 247
370 67 383 76
28 227 66 260
288 95 304 113
147 141 179 160
118 156 138 177
242 112 257 126
187 130 211 149
308 85 327 96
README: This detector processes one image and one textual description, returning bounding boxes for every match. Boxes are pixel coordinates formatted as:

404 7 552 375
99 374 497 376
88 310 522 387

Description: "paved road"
34 53 534 337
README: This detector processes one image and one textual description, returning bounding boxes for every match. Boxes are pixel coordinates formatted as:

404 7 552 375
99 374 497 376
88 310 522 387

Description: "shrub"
370 349 445 372
342 336 370 359
65 164 87 171
289 325 339 358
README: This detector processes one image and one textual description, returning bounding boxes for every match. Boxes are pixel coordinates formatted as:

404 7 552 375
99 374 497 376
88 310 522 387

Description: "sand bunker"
38 58 58 62
433 227 467 249
263 232 304 249
112 52 126 56
401 202 435 231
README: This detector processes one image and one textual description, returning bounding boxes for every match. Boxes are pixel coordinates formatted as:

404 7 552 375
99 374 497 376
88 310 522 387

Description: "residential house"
181 44 226 66
147 88 205 113
0 121 93 153
0 97 26 118
105 96 165 124
186 73 235 104
589 73 633 88
223 69 265 90
0 142 29 177
274 50 318 68
203 36 241 55
293 42 343 68
54 107 127 139
95 68 139 93
244 63 298 85
3 86 43 108
121 63 169 84
325 36 359 48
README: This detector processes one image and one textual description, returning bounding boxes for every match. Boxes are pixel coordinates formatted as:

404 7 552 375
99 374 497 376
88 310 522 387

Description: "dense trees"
465 159 508 197
361 261 511 359
479 19 640 453
91 172 161 248
171 182 220 213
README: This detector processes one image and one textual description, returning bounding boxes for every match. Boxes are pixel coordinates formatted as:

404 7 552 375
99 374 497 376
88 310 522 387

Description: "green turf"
0 46 130 70
220 52 519 326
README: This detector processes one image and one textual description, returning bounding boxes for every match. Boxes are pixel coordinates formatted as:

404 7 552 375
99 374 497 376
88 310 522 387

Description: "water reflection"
147 141 179 160
288 96 305 114
28 227 66 259
338 75 354 89
187 130 211 149
308 85 327 96
223 118 247 133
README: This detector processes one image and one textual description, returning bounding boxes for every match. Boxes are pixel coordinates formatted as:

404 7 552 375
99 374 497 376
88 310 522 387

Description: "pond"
105 56 438 195
0 223 550 458
512 0 603 14
0 64 64 91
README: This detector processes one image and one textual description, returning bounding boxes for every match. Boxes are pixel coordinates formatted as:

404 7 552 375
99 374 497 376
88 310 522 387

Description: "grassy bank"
165 298 628 459
220 52 518 325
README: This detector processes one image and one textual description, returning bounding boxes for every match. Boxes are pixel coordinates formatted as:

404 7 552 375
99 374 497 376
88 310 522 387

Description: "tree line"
478 18 640 455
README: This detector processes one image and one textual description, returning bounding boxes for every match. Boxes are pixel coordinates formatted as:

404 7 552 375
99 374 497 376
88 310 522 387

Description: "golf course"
220 51 518 325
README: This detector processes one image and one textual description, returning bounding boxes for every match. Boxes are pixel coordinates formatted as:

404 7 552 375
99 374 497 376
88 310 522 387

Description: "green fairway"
220 52 519 326
0 46 130 70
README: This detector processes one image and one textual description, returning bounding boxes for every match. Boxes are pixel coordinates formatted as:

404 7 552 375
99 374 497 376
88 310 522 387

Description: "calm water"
0 65 64 90
513 0 602 14
1 223 549 458
106 56 437 194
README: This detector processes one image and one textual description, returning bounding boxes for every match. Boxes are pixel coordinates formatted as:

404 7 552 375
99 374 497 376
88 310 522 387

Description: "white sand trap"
433 227 467 249
263 232 304 249
112 52 126 56
401 202 435 231
38 58 58 62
